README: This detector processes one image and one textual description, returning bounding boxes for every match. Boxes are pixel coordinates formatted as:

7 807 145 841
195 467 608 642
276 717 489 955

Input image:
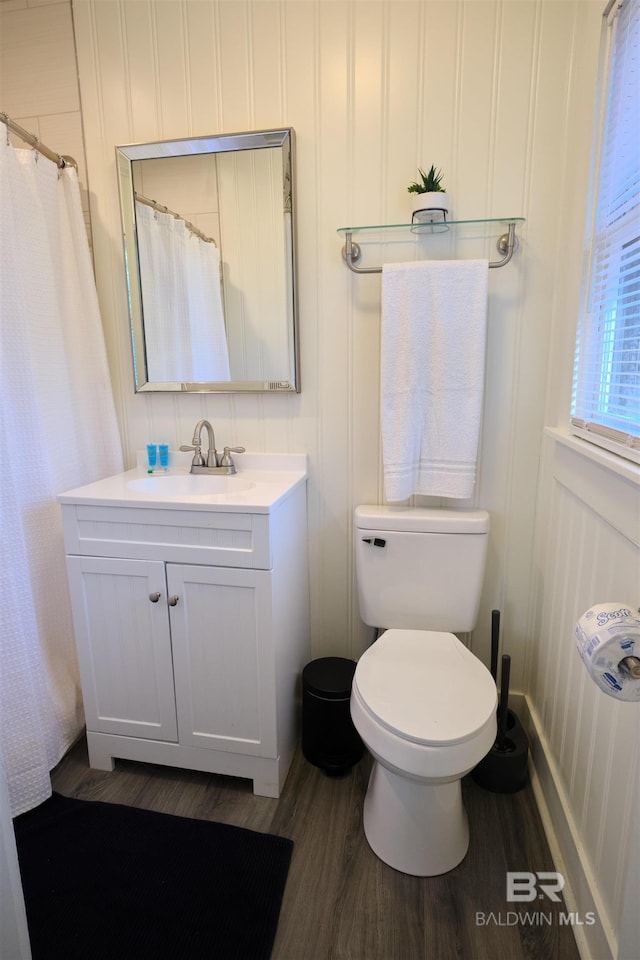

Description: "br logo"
506 872 565 902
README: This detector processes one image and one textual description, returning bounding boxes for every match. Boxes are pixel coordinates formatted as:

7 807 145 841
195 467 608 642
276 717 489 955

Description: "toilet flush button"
362 537 386 547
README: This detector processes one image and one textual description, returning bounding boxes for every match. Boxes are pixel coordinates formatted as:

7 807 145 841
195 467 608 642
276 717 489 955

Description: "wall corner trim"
519 695 617 960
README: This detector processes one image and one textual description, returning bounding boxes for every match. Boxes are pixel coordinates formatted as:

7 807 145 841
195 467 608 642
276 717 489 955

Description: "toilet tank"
355 505 489 633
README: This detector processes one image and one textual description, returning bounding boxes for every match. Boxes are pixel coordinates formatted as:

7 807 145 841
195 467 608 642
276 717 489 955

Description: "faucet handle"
220 446 245 468
179 443 205 466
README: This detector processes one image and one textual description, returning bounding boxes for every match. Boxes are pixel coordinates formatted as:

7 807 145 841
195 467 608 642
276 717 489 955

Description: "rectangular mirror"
115 128 299 392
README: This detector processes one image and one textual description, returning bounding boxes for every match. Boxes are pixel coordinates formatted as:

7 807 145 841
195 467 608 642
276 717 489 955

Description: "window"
571 0 640 463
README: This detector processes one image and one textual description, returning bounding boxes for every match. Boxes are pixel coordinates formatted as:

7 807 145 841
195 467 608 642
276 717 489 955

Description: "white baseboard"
512 693 616 960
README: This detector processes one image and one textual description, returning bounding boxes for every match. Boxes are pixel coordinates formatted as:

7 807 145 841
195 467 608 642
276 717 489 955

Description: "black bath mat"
14 792 293 960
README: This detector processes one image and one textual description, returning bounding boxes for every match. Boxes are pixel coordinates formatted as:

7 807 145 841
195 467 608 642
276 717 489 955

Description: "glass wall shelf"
337 217 526 273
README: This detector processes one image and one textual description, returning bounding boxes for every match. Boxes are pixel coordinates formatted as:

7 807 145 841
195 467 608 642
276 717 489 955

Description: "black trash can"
302 657 364 775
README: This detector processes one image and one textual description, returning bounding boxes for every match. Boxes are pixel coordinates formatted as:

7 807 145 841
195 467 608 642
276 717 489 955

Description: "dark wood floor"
50 738 580 960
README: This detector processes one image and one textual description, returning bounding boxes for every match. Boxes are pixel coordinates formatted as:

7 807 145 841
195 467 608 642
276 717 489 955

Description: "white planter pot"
410 192 450 223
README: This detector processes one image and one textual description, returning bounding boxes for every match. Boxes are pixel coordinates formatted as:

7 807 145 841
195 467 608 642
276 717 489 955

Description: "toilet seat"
353 629 497 747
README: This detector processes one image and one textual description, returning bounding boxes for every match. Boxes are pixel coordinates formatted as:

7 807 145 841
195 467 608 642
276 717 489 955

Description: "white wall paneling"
69 0 603 673
527 433 640 959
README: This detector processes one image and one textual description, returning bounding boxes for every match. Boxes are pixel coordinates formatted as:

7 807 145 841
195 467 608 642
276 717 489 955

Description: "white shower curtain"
0 137 123 817
136 201 231 382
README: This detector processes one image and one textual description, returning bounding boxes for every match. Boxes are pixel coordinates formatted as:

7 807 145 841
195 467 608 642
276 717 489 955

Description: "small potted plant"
407 165 450 222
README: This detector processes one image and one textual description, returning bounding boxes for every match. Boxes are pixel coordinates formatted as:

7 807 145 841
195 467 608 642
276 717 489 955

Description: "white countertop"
57 452 307 514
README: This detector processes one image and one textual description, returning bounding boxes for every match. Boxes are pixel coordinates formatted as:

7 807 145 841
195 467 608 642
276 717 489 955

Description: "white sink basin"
127 474 255 497
57 454 307 514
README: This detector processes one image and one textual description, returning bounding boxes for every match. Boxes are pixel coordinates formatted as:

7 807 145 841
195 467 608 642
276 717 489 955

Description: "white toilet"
350 505 497 877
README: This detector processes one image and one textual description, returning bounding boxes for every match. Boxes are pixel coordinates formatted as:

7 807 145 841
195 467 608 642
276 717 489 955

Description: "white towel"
381 259 488 501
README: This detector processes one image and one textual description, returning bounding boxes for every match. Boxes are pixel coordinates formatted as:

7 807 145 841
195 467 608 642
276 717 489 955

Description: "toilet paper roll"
575 603 640 702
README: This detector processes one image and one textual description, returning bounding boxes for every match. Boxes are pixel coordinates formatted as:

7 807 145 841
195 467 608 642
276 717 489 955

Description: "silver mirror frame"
115 128 299 393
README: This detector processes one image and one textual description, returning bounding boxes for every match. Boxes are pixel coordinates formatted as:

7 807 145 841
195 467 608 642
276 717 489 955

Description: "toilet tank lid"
355 505 489 534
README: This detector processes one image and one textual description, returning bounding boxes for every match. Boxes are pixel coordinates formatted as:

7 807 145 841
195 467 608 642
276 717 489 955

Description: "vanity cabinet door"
167 564 276 757
65 556 178 742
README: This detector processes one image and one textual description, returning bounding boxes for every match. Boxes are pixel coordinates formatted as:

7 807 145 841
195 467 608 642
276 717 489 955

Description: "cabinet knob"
168 595 179 606
149 592 161 603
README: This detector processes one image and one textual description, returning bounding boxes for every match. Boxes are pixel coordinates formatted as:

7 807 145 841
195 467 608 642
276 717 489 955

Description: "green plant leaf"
407 164 445 194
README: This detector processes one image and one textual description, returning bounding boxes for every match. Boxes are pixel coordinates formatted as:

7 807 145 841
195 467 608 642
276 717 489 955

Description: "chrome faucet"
196 419 217 467
180 419 245 475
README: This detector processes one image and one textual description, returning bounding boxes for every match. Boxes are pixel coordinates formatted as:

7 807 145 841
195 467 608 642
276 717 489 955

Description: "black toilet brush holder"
472 700 530 793
472 611 529 794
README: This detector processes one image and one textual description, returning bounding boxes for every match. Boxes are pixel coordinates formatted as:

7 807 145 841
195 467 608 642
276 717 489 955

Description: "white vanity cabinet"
59 469 308 798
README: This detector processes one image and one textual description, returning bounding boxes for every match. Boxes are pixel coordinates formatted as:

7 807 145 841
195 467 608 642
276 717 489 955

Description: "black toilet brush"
497 653 511 751
472 610 529 793
490 608 500 683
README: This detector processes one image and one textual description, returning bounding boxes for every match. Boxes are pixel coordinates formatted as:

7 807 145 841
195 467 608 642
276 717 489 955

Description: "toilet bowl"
352 505 495 876
351 629 497 876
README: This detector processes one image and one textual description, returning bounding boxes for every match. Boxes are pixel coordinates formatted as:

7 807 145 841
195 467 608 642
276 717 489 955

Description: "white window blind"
571 0 640 463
